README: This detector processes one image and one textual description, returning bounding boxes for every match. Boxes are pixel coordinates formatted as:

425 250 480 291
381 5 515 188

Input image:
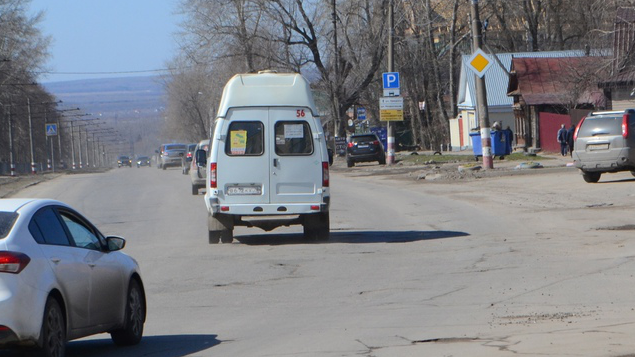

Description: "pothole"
412 337 479 344
597 224 635 231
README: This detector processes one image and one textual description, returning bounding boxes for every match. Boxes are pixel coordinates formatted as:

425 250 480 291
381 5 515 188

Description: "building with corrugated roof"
507 56 609 152
451 50 608 151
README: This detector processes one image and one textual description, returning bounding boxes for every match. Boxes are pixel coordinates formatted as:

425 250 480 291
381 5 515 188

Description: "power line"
35 68 177 76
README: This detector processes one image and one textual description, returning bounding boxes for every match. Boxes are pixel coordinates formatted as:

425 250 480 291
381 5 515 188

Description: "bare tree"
0 0 52 170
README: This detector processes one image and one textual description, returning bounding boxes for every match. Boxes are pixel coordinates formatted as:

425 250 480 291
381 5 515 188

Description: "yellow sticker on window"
230 130 247 155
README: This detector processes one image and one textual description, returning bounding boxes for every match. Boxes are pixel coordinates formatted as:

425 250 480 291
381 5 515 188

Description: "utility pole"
70 121 76 170
386 0 395 164
7 104 16 176
78 125 84 169
470 0 493 169
27 98 36 174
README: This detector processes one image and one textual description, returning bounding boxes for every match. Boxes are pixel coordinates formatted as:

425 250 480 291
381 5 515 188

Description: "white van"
202 71 331 244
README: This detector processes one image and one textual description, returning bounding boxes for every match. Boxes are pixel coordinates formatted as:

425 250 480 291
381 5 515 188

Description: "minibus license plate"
227 186 262 195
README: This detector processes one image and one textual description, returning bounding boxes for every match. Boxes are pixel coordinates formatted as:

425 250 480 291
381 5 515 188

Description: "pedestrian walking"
566 124 575 156
557 124 568 156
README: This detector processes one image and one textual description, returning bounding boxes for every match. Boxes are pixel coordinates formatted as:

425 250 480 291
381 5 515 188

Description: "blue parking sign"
382 72 400 89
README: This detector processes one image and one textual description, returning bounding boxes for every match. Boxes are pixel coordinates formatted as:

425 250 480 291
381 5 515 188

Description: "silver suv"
573 109 635 183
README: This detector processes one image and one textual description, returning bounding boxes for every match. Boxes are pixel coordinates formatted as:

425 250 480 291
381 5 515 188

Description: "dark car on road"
136 156 151 167
346 133 386 167
117 155 132 168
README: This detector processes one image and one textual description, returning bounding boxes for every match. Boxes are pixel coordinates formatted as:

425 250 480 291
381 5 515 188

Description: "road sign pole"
386 0 395 165
471 0 493 169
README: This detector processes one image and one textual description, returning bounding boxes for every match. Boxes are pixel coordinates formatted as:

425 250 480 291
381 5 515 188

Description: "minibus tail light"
623 114 629 139
322 162 329 187
210 162 217 188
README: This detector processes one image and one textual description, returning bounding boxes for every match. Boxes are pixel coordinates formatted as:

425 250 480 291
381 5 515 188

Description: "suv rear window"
578 114 624 137
0 212 18 239
350 135 379 143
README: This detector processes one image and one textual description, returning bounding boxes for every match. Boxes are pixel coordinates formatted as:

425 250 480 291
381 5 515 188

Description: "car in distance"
182 143 198 175
346 133 386 167
190 139 210 195
0 198 146 357
136 156 151 167
157 144 188 170
573 109 635 183
117 155 132 168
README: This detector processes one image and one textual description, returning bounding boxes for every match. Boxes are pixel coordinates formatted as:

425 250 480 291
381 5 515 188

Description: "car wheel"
111 279 145 346
582 171 601 183
631 170 635 178
303 212 330 242
162 164 166 170
191 185 199 195
346 159 354 168
36 297 66 357
378 156 386 165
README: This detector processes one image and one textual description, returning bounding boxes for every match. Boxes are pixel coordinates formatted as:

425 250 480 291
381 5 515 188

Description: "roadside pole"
386 0 395 165
470 0 493 169
27 98 36 175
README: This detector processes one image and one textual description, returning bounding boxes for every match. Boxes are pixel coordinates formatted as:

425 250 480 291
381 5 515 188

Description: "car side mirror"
195 149 207 167
105 236 126 251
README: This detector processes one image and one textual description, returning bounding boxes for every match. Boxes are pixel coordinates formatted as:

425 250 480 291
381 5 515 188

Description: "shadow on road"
2 334 220 357
237 230 469 246
598 177 635 184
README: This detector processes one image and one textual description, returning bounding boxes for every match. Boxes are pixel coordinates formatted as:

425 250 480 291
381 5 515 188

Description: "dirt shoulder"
0 168 110 198
330 152 575 182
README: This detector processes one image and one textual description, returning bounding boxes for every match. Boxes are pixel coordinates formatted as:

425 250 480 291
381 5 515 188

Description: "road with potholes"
3 156 635 357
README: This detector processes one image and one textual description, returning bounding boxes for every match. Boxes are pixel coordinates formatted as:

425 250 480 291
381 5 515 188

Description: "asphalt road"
7 162 635 357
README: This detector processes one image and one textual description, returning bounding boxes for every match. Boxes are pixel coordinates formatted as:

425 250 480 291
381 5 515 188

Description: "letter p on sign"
382 72 400 89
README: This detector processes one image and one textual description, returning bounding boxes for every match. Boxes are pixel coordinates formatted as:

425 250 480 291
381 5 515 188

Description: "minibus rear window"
225 121 264 156
275 121 314 156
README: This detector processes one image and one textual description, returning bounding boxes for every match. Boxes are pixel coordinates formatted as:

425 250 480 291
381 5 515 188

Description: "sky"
29 0 182 83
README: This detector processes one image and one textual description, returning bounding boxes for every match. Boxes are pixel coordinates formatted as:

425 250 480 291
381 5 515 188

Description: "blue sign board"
370 127 388 150
382 72 400 89
45 124 58 136
357 107 366 120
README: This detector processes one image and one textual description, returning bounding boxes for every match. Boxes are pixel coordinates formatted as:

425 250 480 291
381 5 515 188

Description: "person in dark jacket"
557 124 568 156
566 124 575 156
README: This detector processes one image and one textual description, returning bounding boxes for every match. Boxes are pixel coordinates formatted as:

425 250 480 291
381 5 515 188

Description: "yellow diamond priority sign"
467 48 493 78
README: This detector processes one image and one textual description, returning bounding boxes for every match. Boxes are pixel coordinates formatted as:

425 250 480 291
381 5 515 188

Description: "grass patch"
396 152 550 165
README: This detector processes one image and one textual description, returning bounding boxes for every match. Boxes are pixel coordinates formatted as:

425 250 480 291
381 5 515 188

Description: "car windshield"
0 212 18 239
165 144 187 151
579 115 623 137
137 157 148 160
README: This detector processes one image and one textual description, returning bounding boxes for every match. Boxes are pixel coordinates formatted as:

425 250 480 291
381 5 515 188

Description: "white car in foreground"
0 199 146 357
